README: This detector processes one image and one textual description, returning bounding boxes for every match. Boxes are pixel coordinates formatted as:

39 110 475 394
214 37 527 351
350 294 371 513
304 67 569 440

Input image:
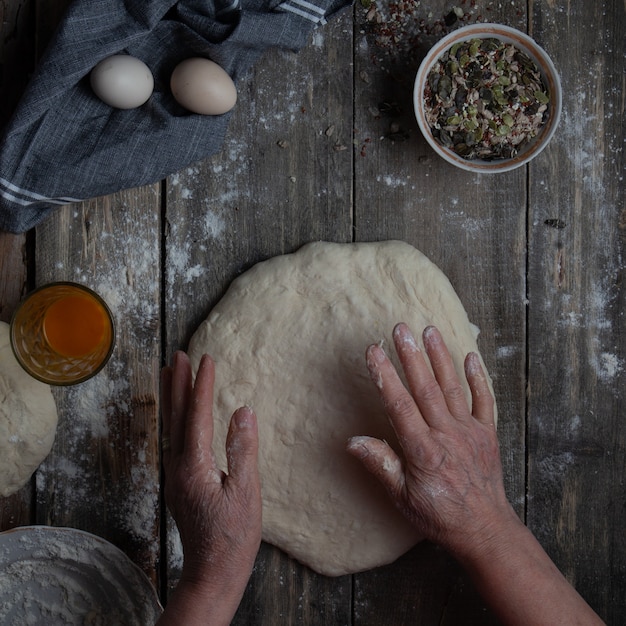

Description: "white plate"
0 526 163 625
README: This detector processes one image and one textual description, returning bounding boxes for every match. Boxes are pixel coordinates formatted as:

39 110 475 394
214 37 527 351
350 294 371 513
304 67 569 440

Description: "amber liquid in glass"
43 295 108 357
11 283 114 385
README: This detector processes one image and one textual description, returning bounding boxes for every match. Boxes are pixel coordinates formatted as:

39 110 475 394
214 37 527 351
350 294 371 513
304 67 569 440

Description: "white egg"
170 58 237 116
90 55 154 109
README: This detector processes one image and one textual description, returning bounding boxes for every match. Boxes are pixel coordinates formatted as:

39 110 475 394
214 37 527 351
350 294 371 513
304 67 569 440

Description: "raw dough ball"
0 322 58 496
188 241 494 576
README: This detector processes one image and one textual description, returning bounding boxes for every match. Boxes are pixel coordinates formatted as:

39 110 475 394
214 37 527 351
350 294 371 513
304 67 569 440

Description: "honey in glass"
10 282 115 385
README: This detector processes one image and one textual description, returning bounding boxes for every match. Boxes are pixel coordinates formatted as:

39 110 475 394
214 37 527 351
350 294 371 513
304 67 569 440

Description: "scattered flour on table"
376 173 412 188
592 351 623 383
166 220 214 304
124 463 160 546
169 173 194 199
556 99 620 203
443 209 494 238
553 280 623 385
166 222 206 297
567 414 582 437
543 85 624 390
496 345 519 360
536 451 576 487
37 207 161 566
311 30 325 49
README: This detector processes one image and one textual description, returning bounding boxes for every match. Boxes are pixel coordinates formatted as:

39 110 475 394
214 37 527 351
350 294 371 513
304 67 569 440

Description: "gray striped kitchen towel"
0 0 352 233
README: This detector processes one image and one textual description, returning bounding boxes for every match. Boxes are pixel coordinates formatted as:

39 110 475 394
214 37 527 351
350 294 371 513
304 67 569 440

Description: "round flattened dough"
188 241 494 576
0 321 58 497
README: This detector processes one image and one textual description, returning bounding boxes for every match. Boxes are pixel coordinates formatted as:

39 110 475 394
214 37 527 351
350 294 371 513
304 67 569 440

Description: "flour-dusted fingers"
184 353 218 468
389 324 450 430
225 407 260 489
366 342 430 444
421 326 471 421
464 352 496 426
346 435 406 503
170 351 193 455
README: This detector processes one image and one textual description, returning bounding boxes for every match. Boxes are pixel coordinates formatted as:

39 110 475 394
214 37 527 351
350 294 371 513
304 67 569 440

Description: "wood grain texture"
0 232 28 323
33 190 162 583
527 2 626 623
0 0 624 623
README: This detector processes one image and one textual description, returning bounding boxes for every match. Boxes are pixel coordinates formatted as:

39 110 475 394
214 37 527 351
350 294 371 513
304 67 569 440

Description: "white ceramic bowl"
413 23 562 173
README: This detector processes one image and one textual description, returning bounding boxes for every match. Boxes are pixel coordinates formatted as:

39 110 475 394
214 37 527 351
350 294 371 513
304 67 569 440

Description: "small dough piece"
0 321 58 496
188 241 494 576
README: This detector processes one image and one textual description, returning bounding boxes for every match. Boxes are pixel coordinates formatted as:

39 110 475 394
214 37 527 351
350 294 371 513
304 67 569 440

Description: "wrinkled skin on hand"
347 323 511 554
161 352 262 590
158 332 602 626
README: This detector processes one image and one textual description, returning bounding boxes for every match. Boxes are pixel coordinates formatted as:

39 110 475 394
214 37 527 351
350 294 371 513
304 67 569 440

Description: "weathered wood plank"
163 11 355 622
4 0 165 581
352 1 527 622
0 0 36 533
527 1 626 622
33 190 162 583
0 233 28 324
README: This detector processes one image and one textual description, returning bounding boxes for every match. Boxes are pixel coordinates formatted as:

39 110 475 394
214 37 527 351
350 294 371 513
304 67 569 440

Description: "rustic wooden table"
1 0 624 623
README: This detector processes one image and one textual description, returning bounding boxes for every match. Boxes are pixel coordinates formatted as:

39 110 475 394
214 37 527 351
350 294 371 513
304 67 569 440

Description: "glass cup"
10 282 115 385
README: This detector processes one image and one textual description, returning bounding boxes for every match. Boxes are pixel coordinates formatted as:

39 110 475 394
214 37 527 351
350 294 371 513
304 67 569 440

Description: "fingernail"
424 325 444 348
346 436 370 458
234 406 255 428
365 346 385 390
466 352 483 376
367 343 386 365
423 325 437 339
393 323 419 352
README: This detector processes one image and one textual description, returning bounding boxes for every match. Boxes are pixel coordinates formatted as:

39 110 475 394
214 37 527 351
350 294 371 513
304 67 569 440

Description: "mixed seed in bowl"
424 37 550 160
